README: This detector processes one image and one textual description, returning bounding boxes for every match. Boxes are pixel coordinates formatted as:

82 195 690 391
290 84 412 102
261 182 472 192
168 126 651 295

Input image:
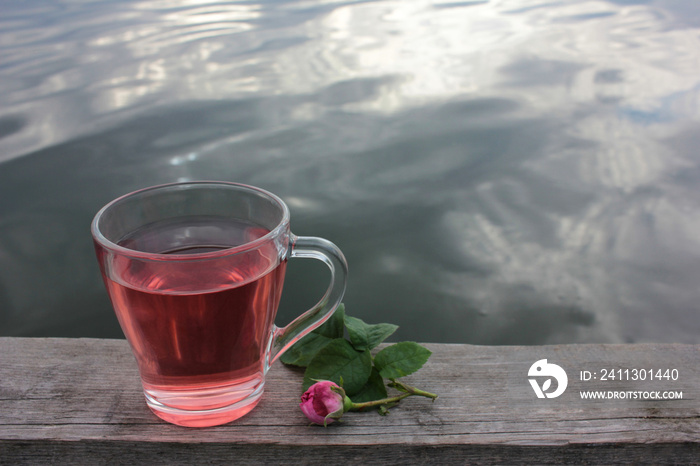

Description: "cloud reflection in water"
0 0 699 344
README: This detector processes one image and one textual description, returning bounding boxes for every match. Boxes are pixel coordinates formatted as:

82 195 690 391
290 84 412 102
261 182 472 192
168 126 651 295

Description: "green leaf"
349 367 388 404
280 304 346 367
373 342 432 379
344 315 398 351
302 338 372 395
279 333 333 367
315 303 346 338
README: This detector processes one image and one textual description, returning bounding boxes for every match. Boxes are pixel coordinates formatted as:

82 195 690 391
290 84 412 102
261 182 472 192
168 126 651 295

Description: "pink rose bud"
299 381 348 426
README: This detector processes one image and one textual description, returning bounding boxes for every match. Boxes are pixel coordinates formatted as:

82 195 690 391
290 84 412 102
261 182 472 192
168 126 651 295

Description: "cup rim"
91 181 290 261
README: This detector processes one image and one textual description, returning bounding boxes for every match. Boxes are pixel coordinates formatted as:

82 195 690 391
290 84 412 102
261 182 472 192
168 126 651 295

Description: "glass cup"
91 181 347 427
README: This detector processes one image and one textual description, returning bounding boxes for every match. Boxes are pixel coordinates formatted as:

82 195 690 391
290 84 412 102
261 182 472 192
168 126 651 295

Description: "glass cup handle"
265 234 348 371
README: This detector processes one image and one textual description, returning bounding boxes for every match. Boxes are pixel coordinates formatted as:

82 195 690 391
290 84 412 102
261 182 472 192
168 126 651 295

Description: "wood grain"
1 338 698 464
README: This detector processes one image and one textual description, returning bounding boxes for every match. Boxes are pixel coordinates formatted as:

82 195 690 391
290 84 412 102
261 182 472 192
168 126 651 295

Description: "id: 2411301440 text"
580 368 679 381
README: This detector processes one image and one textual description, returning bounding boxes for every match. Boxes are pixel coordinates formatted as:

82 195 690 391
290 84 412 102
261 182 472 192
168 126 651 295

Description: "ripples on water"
1 0 699 344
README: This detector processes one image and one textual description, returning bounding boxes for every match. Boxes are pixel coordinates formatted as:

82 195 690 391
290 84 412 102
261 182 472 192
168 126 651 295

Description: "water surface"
1 0 700 344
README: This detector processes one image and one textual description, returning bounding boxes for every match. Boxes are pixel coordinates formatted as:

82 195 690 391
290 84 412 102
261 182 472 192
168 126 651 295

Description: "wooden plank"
1 337 698 464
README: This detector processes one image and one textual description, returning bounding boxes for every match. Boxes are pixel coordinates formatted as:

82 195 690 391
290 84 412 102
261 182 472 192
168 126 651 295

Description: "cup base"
143 376 265 427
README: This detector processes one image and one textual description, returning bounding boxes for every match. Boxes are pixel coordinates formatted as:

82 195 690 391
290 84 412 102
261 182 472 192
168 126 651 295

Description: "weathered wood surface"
1 337 698 464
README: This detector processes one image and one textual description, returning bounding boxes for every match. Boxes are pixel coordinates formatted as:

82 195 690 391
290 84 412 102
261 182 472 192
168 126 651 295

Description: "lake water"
1 0 699 345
